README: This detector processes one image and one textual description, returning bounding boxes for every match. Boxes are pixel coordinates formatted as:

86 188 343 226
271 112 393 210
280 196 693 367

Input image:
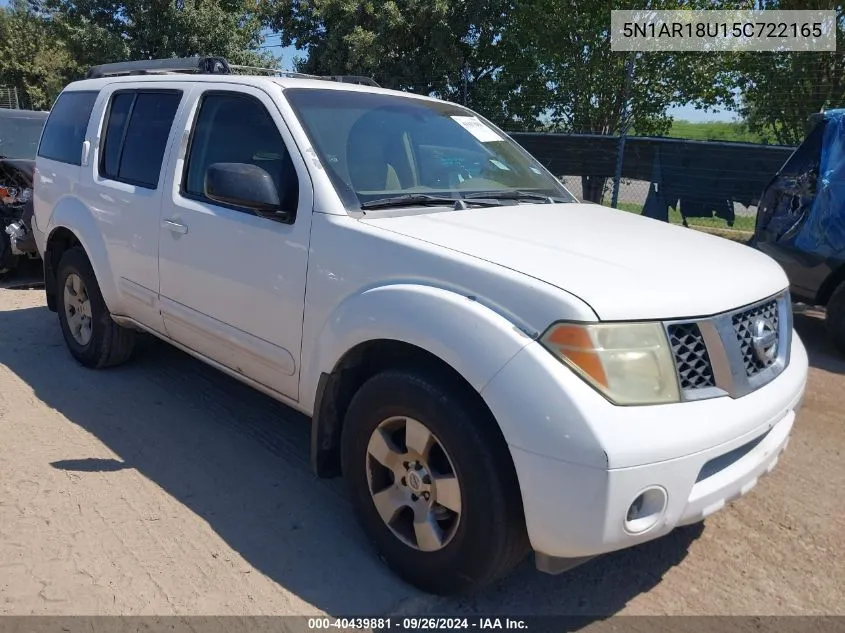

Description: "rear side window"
100 90 182 189
37 91 98 165
101 93 134 177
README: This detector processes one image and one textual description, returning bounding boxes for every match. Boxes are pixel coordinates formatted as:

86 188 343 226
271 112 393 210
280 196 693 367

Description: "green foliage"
661 120 770 144
263 1 739 201
733 0 845 146
613 201 757 232
0 0 76 109
0 0 277 111
263 0 736 136
260 0 528 124
504 0 736 137
40 0 276 67
3 0 840 161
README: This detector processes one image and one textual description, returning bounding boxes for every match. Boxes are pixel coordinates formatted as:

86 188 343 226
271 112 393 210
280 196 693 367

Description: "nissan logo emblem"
751 317 778 364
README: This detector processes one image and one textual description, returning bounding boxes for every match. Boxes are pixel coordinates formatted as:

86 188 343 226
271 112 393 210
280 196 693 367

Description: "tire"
56 247 135 368
341 368 529 595
826 281 845 356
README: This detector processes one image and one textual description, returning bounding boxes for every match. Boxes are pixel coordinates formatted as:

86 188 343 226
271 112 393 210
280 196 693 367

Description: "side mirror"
204 162 291 221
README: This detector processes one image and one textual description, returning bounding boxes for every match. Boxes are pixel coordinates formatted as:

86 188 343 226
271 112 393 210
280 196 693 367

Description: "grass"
610 200 757 232
629 120 774 144
664 120 771 144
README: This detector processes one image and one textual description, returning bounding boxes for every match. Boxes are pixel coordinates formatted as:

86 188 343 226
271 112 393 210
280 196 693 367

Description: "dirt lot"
0 275 843 617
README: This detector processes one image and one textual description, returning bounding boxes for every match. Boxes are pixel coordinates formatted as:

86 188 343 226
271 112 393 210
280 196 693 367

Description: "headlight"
0 186 31 205
540 321 680 405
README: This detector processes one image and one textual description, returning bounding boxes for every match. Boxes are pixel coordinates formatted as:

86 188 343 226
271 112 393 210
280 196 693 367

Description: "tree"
735 1 845 146
498 0 737 200
266 0 736 201
259 0 540 125
1 0 279 111
0 0 75 110
40 0 277 73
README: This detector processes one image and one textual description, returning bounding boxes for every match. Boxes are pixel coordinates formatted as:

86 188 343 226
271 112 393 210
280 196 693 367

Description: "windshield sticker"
451 116 503 143
489 159 510 171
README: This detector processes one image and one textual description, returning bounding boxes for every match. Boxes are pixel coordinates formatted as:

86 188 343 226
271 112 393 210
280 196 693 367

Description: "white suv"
32 57 808 595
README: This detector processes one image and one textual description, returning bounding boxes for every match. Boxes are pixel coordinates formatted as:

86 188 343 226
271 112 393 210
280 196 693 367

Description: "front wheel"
826 281 845 356
341 369 529 595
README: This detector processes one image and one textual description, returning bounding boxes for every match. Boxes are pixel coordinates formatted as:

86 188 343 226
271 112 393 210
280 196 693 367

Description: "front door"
158 84 312 400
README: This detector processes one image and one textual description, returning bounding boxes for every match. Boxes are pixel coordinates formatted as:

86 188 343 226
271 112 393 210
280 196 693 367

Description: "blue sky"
667 103 735 122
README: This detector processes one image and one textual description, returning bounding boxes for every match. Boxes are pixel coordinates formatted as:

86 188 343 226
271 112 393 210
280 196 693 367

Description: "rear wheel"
826 281 845 356
56 247 135 368
341 368 529 595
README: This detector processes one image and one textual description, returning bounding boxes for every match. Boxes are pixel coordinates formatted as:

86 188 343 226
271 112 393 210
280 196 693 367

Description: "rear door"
157 83 313 401
77 82 189 331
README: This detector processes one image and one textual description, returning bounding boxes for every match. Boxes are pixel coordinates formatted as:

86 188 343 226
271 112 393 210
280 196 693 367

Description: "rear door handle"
162 219 188 235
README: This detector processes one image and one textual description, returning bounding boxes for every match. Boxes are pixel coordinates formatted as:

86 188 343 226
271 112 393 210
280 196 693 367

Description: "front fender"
46 197 120 313
302 283 536 413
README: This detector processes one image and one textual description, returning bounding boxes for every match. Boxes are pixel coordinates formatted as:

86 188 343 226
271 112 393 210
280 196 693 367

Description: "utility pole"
462 61 469 105
611 53 635 209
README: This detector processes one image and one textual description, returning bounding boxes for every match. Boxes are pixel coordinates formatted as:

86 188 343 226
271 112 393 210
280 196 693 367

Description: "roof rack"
86 57 231 79
85 57 381 87
226 64 380 86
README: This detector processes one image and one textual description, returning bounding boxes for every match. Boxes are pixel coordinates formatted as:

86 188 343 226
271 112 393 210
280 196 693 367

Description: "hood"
360 203 788 321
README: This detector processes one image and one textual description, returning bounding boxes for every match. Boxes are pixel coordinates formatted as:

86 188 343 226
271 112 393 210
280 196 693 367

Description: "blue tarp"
795 109 845 259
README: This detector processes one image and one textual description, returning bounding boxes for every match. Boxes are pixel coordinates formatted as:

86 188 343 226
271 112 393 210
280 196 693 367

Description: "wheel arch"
43 201 118 314
310 338 521 487
817 262 845 306
44 226 82 312
303 283 537 478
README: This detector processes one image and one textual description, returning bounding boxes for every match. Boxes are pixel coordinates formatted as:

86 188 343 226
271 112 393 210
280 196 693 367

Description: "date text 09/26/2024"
307 618 529 631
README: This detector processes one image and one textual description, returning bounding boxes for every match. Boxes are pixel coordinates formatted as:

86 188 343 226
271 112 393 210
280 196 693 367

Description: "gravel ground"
0 275 843 617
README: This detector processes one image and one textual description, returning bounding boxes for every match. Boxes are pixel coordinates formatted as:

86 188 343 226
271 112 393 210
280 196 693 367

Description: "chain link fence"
557 176 761 232
0 86 21 110
511 132 798 236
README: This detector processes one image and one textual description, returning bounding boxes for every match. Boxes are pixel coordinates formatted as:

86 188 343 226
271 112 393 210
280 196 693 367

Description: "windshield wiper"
463 190 568 204
360 194 498 211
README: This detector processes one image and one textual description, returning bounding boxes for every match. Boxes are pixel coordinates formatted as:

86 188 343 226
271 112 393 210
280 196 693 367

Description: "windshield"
0 111 48 160
283 88 576 211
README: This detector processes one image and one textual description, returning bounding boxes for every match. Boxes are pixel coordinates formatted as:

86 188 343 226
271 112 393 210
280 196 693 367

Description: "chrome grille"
667 323 715 389
664 291 791 401
732 299 779 376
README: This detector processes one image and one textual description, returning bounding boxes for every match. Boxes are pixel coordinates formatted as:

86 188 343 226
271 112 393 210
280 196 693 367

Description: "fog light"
627 496 644 521
624 487 667 534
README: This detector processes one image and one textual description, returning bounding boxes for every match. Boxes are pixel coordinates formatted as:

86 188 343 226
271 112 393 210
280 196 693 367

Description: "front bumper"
481 332 808 565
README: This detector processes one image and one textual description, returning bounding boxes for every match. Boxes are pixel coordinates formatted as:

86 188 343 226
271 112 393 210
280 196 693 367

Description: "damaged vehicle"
0 107 49 275
753 109 845 354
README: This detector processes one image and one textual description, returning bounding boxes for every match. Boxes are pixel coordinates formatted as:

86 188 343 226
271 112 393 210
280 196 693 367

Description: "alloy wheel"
365 416 462 552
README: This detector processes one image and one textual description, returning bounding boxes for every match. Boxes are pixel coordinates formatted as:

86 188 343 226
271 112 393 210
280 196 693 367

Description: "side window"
183 92 299 215
101 93 133 177
100 90 182 189
37 91 98 165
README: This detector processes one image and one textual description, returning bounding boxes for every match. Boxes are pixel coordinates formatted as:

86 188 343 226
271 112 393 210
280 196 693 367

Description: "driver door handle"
162 219 188 235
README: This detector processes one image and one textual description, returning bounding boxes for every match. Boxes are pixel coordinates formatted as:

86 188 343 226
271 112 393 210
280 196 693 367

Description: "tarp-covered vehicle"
754 109 845 355
0 107 48 275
